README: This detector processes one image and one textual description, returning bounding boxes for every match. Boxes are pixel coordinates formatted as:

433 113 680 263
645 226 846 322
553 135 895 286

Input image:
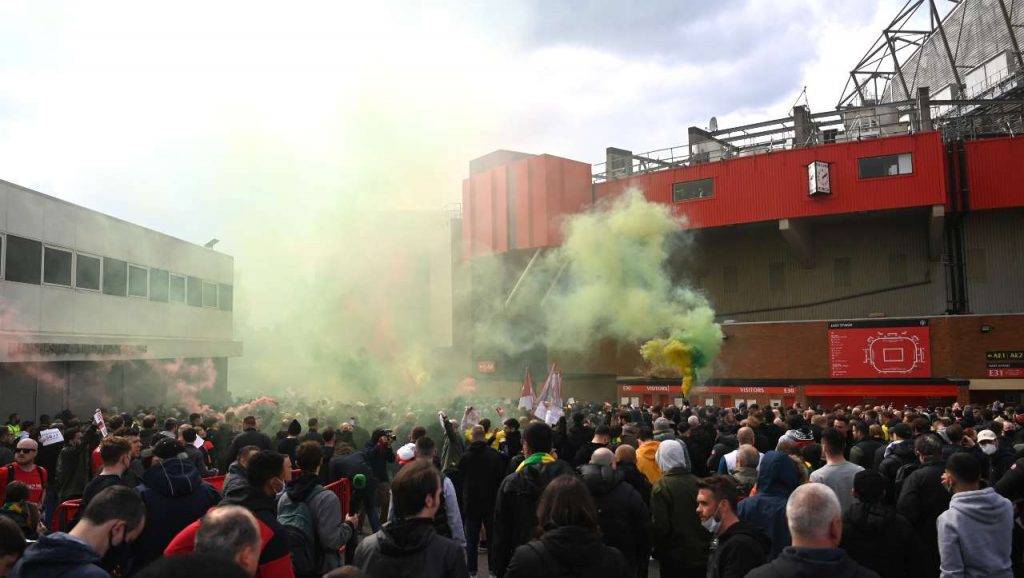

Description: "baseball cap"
977 429 998 443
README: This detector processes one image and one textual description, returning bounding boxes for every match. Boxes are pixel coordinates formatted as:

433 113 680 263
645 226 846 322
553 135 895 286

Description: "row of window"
670 152 915 203
0 234 232 311
698 254 912 294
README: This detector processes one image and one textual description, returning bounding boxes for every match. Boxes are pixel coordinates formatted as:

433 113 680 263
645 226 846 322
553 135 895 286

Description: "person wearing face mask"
79 437 134 516
697 475 767 578
977 429 1015 485
11 485 146 578
131 438 220 573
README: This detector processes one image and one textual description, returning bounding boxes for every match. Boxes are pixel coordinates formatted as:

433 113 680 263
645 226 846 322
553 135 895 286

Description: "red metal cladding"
462 154 591 258
595 132 949 229
964 135 1024 211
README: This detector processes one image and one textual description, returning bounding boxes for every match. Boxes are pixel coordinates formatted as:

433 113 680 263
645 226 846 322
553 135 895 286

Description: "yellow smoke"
640 338 697 396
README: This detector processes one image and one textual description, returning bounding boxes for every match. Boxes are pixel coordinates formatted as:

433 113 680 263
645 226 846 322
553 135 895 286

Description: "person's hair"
915 434 942 458
821 428 847 456
523 421 553 453
737 426 755 446
195 506 261 560
787 483 840 540
243 415 257 428
479 418 492 432
414 436 436 458
99 436 132 467
615 444 636 464
470 425 485 442
945 423 963 444
4 481 28 503
698 474 739 510
237 445 260 465
786 415 803 430
82 485 146 532
132 552 249 578
164 418 177 431
637 425 654 442
912 417 931 435
868 423 883 439
189 413 201 423
287 420 301 436
594 424 611 438
0 516 26 558
535 475 599 535
246 450 285 488
179 425 198 444
323 567 365 578
295 441 323 473
853 470 887 503
737 444 760 468
307 418 318 429
410 426 427 441
946 452 982 484
391 459 440 518
833 415 850 426
142 415 157 429
322 428 335 443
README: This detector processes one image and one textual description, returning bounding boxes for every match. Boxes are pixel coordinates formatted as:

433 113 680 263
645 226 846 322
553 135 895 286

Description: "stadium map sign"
828 319 931 378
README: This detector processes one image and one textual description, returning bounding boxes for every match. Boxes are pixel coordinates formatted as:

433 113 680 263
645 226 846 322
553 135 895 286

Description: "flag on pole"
533 363 556 421
518 366 535 411
545 369 564 425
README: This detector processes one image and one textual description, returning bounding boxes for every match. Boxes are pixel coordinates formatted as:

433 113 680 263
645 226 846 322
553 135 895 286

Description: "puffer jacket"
504 525 630 578
132 457 220 571
746 547 880 578
10 532 108 578
491 458 575 577
841 502 922 578
353 517 467 578
221 461 249 501
650 466 710 571
736 451 801 559
937 487 1014 578
578 463 649 570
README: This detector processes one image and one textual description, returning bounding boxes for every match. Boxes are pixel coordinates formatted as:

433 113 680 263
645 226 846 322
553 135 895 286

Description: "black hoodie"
578 463 650 570
841 502 922 578
504 525 631 578
746 546 880 578
10 532 108 578
708 520 769 578
353 517 468 578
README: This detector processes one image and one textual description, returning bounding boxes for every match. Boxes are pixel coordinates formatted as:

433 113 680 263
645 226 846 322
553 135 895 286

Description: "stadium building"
456 0 1024 408
0 179 240 419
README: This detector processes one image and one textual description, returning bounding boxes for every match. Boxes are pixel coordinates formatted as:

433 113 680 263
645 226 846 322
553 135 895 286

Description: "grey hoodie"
937 487 1013 578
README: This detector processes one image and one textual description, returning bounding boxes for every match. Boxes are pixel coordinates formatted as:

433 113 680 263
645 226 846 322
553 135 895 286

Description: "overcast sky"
0 1 910 254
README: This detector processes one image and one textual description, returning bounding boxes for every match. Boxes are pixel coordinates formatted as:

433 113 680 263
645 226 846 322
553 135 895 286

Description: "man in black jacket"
747 483 878 578
896 435 949 578
874 423 915 505
457 425 506 577
614 444 652 506
848 421 882 470
571 425 610 467
225 417 272 465
579 448 650 577
841 470 922 578
698 475 767 578
491 421 574 577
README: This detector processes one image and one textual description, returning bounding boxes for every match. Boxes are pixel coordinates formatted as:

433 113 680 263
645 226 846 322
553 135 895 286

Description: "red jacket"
165 517 295 578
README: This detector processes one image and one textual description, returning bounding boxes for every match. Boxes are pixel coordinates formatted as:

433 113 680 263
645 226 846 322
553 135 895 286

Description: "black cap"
152 438 185 460
892 423 913 440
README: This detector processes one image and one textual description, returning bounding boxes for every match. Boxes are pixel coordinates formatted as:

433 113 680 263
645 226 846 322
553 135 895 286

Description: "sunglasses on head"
15 448 36 454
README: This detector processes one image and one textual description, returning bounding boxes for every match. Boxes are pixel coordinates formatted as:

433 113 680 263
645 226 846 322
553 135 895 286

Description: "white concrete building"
0 179 241 418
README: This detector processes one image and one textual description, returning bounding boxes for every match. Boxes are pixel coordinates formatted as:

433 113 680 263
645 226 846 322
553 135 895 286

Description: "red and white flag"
518 366 535 411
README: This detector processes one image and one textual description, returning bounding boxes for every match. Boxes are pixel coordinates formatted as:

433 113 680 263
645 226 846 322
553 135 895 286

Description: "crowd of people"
1 397 1024 578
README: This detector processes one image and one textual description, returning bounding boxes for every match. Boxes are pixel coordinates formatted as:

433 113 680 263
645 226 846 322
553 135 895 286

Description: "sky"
0 0 910 251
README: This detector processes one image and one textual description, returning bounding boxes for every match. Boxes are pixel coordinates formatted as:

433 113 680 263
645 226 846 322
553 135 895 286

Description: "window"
128 265 148 297
723 265 738 294
43 246 73 286
76 253 101 291
187 276 203 307
202 281 218 308
150 269 169 302
888 253 908 285
169 274 186 303
833 257 852 288
672 178 714 202
768 261 786 292
5 235 42 284
858 153 913 178
102 258 128 296
218 284 233 311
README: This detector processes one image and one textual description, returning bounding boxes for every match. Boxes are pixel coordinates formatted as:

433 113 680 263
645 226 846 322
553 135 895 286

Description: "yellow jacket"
636 440 662 485
464 428 505 450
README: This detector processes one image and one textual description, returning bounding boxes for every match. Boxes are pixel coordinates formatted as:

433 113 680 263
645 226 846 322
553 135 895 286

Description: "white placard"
39 428 64 447
193 435 204 449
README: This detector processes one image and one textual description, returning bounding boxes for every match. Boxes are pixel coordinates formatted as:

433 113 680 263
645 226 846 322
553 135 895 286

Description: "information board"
828 319 931 378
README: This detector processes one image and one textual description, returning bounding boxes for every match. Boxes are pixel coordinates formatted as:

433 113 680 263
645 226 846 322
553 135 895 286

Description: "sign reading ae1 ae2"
828 319 931 378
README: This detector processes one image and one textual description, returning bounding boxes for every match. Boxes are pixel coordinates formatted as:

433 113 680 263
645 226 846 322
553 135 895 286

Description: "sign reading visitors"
828 319 931 378
39 428 64 446
94 409 108 437
986 350 1024 378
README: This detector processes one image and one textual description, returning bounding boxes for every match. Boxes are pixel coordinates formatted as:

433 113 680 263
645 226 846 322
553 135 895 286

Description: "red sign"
620 384 676 394
987 367 1024 378
476 361 496 374
695 386 796 395
828 320 931 378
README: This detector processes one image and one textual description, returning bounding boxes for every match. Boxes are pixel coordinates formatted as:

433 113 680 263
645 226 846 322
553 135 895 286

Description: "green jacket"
650 466 710 569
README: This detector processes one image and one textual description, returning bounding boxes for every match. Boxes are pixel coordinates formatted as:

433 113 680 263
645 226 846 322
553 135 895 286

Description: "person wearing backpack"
896 435 950 578
278 441 357 578
0 482 41 540
0 440 46 508
874 423 916 505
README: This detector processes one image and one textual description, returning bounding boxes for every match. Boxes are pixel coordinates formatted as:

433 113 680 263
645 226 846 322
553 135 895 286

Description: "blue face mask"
701 501 723 534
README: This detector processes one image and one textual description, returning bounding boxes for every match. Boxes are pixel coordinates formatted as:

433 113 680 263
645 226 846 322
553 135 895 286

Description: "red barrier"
52 499 81 532
324 478 352 518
